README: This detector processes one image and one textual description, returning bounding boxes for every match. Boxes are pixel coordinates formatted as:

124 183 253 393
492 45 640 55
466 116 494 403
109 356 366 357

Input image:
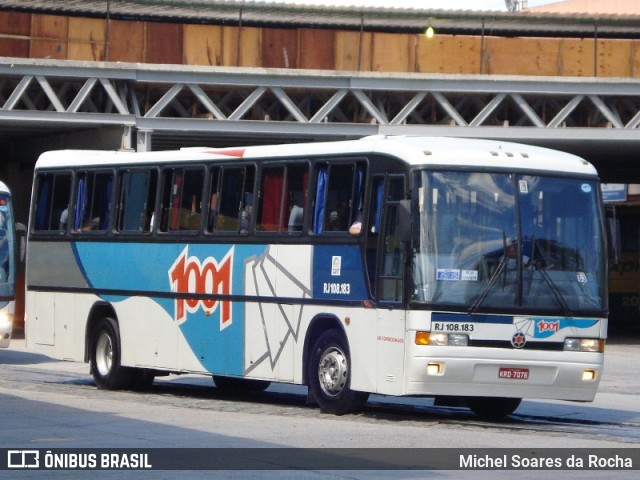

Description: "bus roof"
35 136 598 177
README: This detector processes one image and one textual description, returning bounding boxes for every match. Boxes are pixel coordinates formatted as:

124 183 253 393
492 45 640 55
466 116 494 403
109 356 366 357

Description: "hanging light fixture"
425 19 435 39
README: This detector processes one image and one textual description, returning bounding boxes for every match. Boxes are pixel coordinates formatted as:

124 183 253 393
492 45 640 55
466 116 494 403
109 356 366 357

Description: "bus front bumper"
405 348 603 402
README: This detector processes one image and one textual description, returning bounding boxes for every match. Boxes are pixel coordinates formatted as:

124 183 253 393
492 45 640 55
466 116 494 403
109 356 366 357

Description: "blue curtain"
313 167 327 234
351 165 365 223
74 176 87 230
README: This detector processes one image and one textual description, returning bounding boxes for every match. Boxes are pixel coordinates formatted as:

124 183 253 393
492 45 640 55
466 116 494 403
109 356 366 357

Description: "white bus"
0 180 18 348
25 136 608 417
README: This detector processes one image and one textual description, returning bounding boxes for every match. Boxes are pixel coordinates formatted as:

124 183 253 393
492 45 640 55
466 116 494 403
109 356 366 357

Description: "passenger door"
371 174 407 395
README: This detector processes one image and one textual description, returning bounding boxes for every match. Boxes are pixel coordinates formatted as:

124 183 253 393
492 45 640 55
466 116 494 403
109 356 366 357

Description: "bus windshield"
411 171 607 316
0 192 15 299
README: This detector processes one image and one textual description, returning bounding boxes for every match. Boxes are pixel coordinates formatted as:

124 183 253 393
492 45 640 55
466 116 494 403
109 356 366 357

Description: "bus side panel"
374 308 407 396
72 242 270 376
116 296 180 371
310 244 378 394
243 243 378 390
244 244 309 382
26 241 88 360
25 290 55 350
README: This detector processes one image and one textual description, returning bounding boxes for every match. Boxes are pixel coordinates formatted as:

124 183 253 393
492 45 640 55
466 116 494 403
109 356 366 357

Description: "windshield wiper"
528 238 573 317
469 232 509 314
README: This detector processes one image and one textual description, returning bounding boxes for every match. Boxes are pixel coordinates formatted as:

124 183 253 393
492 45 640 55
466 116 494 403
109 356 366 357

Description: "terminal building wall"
2 11 640 77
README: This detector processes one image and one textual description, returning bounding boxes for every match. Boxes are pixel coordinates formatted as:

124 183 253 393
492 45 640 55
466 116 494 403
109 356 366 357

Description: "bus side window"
206 167 220 233
33 173 72 232
216 166 255 234
287 165 308 232
72 171 113 233
116 169 157 233
313 162 365 234
256 163 308 233
159 167 204 232
257 166 285 232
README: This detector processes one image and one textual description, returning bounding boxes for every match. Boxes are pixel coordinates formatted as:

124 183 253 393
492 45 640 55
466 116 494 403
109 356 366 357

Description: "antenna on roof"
504 0 519 12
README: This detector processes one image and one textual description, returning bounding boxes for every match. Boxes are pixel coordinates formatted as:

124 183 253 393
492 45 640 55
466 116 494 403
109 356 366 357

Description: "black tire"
465 396 522 418
308 329 369 415
90 318 134 390
213 376 270 393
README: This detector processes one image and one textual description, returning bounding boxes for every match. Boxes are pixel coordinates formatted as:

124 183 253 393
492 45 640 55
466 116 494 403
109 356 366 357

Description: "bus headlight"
0 311 12 326
415 332 469 346
564 338 604 353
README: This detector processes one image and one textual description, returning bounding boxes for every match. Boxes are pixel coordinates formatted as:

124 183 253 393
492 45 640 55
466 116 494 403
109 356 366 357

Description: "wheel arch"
84 301 118 363
302 313 347 385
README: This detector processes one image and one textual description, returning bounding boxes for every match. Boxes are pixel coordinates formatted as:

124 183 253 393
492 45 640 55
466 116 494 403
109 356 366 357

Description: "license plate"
498 367 530 380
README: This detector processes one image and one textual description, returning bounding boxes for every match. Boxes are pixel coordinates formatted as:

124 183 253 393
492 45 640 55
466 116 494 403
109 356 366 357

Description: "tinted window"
116 169 157 233
159 167 204 232
72 171 113 232
33 173 72 232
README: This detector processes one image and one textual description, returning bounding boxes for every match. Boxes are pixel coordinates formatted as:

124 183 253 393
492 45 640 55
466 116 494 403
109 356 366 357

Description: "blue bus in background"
0 180 17 348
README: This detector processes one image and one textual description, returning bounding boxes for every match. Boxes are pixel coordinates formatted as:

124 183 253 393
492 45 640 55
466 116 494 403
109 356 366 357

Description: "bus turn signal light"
415 332 468 346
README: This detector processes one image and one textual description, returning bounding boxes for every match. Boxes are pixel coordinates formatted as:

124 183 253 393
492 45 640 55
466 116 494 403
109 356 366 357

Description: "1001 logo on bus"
169 246 233 329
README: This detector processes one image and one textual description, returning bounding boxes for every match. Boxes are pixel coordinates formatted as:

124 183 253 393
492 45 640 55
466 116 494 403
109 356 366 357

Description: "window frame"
255 161 310 236
114 167 159 235
69 169 115 236
157 164 206 235
31 170 74 235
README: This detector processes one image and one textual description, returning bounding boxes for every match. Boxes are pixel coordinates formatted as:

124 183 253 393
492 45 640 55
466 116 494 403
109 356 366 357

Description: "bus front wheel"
465 396 522 418
308 330 369 415
90 318 134 390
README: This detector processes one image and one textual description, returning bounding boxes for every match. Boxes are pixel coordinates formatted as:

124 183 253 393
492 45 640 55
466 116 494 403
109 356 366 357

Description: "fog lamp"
427 362 444 375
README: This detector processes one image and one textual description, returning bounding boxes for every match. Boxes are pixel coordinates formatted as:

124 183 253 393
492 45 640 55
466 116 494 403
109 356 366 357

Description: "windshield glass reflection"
412 171 606 315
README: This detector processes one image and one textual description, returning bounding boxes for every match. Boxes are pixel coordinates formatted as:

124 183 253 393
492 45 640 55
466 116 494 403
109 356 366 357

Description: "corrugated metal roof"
526 0 640 15
1 0 640 38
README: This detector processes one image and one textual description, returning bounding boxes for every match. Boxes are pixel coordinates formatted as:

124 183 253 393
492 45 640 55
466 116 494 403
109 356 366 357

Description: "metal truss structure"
2 58 640 153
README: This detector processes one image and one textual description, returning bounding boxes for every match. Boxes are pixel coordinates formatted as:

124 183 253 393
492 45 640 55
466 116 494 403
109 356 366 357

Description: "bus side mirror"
398 199 412 244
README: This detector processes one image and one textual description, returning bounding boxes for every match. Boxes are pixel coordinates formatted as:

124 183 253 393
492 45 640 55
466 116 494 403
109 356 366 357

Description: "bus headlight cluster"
563 338 604 353
415 331 469 346
0 312 12 326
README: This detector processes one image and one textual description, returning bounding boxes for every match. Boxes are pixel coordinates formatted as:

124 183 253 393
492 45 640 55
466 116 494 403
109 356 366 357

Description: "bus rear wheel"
465 396 522 418
90 318 134 390
308 329 369 415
